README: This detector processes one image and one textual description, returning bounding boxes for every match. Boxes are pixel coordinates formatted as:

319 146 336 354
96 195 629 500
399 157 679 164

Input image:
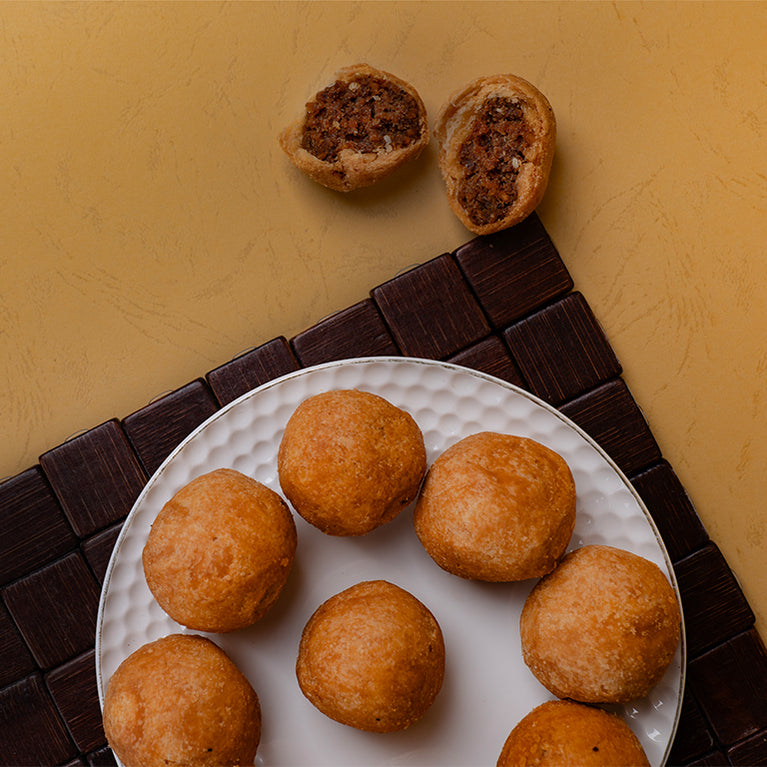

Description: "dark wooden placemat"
2 213 765 766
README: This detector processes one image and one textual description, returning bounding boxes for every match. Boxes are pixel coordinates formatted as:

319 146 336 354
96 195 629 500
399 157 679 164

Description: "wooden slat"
45 650 106 753
668 689 717 766
687 629 767 746
292 298 400 365
87 746 118 766
453 212 573 328
0 601 36 689
39 420 146 539
504 292 622 406
684 752 730 766
727 729 767 766
206 337 300 407
2 552 101 669
122 379 219 476
371 253 490 359
675 543 755 658
0 674 77 765
559 379 662 477
630 460 710 563
0 466 77 586
447 335 527 389
81 522 123 585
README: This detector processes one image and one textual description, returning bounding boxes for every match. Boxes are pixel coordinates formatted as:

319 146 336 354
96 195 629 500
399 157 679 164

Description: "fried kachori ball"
413 432 576 581
496 699 650 767
103 634 261 767
296 580 445 732
143 468 297 633
277 389 426 536
520 545 681 704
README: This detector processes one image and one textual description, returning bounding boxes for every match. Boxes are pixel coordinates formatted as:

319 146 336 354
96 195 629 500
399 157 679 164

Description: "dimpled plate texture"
96 357 685 767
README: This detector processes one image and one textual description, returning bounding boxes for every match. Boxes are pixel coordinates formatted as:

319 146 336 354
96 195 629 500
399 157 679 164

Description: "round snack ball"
143 468 297 632
497 700 650 767
277 389 426 536
413 432 576 581
296 580 445 733
520 545 681 704
103 634 261 767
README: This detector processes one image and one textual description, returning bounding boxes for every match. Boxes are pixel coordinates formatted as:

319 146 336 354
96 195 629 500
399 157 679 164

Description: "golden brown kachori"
496 699 650 767
296 579 445 733
520 544 681 704
278 389 426 536
143 468 297 633
413 432 576 581
102 633 261 767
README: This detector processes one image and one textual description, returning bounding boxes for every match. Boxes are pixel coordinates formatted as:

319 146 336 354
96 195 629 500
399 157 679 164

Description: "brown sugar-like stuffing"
456 97 535 227
279 63 429 192
301 75 424 162
435 74 556 235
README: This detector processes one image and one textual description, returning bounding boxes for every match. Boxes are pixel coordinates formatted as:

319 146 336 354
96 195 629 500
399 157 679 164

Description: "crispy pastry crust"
103 634 261 767
497 700 650 767
413 432 576 582
434 73 556 234
520 545 682 704
143 468 297 632
279 63 429 192
277 389 426 536
296 580 445 732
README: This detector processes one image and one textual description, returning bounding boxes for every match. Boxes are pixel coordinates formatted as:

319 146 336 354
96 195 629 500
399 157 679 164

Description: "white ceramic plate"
96 357 685 767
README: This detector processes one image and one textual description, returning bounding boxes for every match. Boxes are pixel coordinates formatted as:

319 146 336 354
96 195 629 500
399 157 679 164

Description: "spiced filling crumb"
457 97 534 227
301 75 423 163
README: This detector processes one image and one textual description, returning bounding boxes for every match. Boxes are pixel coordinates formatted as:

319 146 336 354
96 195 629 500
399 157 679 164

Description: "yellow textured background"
2 2 766 635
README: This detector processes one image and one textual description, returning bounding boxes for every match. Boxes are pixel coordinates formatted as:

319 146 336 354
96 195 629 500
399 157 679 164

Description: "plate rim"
95 355 686 765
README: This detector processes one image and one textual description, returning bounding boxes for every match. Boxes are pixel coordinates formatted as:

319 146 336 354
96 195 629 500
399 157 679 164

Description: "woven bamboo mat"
2 214 765 766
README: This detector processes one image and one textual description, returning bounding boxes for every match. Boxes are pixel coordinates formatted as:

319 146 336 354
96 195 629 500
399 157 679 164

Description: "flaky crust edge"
279 63 429 192
434 73 556 235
